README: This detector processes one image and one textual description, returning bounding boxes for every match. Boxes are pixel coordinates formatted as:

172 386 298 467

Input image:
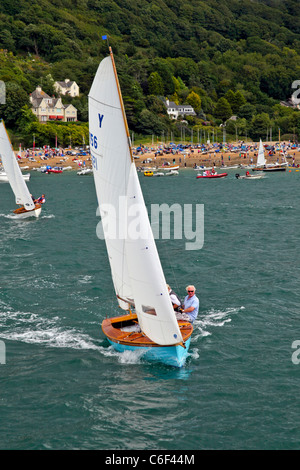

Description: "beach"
15 143 300 171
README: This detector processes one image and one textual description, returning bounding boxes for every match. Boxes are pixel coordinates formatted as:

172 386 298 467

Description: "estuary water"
0 167 299 450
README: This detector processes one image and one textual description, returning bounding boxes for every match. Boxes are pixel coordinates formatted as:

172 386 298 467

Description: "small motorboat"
197 170 227 179
158 165 179 170
235 171 265 180
77 168 93 175
43 166 63 174
144 171 153 177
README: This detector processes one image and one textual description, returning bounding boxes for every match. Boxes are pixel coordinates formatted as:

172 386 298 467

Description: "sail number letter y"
98 113 104 127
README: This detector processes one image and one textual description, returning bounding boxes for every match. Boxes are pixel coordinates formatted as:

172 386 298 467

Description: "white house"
54 79 79 97
30 86 78 122
164 99 196 119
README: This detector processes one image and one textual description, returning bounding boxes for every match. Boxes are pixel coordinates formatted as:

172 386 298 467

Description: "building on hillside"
163 99 196 119
30 86 77 123
54 79 79 97
280 96 300 110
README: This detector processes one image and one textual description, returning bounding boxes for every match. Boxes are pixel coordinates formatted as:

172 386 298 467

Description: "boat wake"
193 306 244 340
0 213 54 220
99 345 147 365
0 302 245 366
0 307 100 351
0 213 20 219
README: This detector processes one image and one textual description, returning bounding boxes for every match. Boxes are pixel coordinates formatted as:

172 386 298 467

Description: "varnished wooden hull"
13 203 41 219
252 167 286 172
102 313 193 367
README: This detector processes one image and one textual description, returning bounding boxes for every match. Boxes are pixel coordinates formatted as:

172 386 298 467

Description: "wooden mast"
109 47 134 163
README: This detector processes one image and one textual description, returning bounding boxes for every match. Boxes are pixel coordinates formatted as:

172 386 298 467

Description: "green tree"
237 103 256 121
186 91 201 113
0 30 16 53
1 82 29 127
148 72 164 96
224 90 246 114
136 109 166 135
17 104 38 133
249 113 271 140
40 74 55 96
214 97 232 122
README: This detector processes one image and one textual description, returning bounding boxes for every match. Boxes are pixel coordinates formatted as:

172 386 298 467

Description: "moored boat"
252 139 287 172
235 171 265 180
253 166 286 172
197 171 227 179
158 165 179 171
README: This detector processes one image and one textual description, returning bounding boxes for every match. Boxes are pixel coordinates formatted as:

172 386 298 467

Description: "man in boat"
176 285 199 323
34 194 46 204
167 284 182 312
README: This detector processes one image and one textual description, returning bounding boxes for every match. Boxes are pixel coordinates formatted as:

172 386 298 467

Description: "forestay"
88 51 183 346
0 121 35 211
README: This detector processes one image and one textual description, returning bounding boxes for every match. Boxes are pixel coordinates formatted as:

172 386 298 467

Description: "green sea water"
0 168 299 450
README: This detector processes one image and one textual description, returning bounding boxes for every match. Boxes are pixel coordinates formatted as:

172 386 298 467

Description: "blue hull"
107 336 191 368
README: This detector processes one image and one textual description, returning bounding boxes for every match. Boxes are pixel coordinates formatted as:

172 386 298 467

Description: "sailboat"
0 121 42 218
88 48 193 367
0 170 30 182
252 139 286 172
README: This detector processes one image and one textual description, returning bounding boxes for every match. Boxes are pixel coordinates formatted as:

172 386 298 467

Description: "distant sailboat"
88 48 193 367
0 121 41 218
253 139 286 172
257 139 266 167
0 171 30 182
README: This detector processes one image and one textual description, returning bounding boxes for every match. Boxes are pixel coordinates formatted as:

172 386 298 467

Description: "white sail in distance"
88 50 183 345
257 139 266 167
0 121 35 211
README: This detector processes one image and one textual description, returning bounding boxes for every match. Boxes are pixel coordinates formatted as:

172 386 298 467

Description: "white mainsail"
0 121 35 211
257 139 266 167
89 50 183 346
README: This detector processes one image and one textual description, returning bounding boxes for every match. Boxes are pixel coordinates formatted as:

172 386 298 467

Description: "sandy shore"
16 146 300 171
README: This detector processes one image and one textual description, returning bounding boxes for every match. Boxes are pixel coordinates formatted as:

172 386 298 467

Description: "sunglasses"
188 290 194 293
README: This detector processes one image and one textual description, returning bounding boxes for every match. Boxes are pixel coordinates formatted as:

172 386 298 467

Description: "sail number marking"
90 132 98 149
90 113 105 170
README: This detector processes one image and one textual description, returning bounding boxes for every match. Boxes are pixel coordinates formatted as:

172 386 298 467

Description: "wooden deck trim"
102 313 193 348
14 203 41 214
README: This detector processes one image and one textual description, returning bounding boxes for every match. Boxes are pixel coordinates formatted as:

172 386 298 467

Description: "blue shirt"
184 294 199 322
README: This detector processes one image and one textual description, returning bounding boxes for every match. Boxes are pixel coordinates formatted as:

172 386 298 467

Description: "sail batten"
89 52 183 346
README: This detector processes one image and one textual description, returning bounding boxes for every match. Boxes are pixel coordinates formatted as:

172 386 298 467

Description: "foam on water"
192 306 244 341
0 306 100 351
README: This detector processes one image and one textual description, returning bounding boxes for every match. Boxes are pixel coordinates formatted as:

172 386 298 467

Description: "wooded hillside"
1 0 300 145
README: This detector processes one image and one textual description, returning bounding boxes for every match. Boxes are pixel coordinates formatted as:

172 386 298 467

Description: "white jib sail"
0 121 35 211
89 52 183 345
257 139 266 167
125 163 183 345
